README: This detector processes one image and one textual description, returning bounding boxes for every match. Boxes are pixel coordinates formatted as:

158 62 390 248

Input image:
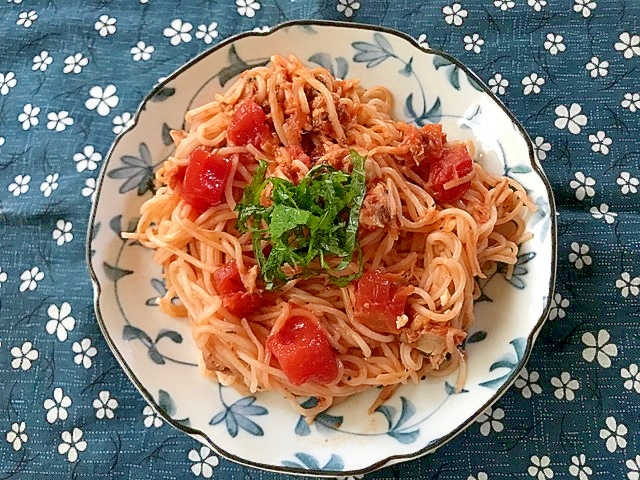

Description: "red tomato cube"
181 146 232 211
266 313 339 386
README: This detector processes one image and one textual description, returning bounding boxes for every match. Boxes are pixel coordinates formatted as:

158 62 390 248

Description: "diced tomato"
354 269 412 333
181 146 232 211
283 144 311 168
266 312 339 386
213 261 245 295
213 261 261 318
227 99 271 147
427 142 474 203
221 291 262 318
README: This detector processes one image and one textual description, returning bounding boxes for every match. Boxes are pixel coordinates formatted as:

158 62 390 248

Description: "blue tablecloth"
1 1 639 478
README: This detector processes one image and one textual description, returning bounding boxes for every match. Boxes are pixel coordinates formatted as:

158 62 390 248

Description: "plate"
87 20 557 477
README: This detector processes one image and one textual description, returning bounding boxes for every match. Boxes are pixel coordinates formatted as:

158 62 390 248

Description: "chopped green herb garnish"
235 150 367 290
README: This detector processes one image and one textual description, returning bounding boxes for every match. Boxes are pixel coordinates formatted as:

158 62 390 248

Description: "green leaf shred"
235 150 367 290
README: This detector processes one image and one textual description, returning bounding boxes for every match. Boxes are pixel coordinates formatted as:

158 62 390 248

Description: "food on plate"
127 54 534 419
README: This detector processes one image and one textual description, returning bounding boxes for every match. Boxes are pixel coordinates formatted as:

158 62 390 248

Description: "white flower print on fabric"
17 10 38 28
40 173 59 197
93 391 118 419
74 145 102 172
549 292 569 320
252 26 270 33
85 85 119 116
522 73 545 95
5 422 28 451
130 41 154 61
46 302 76 341
19 267 44 292
32 50 52 72
442 3 468 26
555 103 588 134
0 137 4 147
586 56 608 78
81 178 97 200
590 204 617 224
188 446 220 478
569 454 592 480
528 455 554 480
8 174 30 196
599 416 627 452
494 0 515 11
533 136 551 160
143 405 163 428
57 428 87 463
63 53 88 74
551 372 580 400
95 14 117 37
617 172 639 194
195 22 219 44
0 71 17 95
544 33 566 55
574 0 596 17
336 0 359 18
515 367 542 398
464 33 484 53
620 364 640 393
570 172 595 200
72 338 97 368
468 473 488 480
528 0 547 11
588 130 611 154
163 19 193 45
44 387 72 423
568 242 592 270
614 32 640 59
582 330 617 367
46 111 74 131
10 341 39 371
488 73 509 95
628 455 640 480
416 33 429 48
621 92 640 112
617 272 640 298
52 219 73 246
113 112 134 134
476 406 504 436
0 266 7 286
18 103 40 130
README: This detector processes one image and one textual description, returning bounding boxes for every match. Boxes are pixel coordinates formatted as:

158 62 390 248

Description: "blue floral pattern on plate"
88 20 556 476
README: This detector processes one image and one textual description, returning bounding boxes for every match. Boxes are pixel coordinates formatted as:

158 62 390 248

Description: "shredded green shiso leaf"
235 150 367 290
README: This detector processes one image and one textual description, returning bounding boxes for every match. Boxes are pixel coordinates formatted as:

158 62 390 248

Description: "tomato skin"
427 142 474 203
181 146 232 211
213 261 245 295
227 99 271 147
266 313 339 386
213 261 261 318
354 270 412 333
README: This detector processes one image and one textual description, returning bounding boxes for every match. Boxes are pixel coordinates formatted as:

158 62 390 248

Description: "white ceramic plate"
88 20 557 477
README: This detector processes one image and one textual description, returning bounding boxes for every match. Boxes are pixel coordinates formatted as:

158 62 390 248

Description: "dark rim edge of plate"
85 19 558 478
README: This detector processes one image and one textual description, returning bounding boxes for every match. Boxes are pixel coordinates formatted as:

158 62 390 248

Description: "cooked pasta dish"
128 54 534 419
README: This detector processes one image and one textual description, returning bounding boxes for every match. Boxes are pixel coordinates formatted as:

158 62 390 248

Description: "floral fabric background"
1 1 639 479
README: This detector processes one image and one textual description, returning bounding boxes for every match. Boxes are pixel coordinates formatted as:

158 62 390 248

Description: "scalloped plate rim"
86 19 558 477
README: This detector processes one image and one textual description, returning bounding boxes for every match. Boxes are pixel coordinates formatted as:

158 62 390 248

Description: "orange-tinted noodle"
128 55 535 419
